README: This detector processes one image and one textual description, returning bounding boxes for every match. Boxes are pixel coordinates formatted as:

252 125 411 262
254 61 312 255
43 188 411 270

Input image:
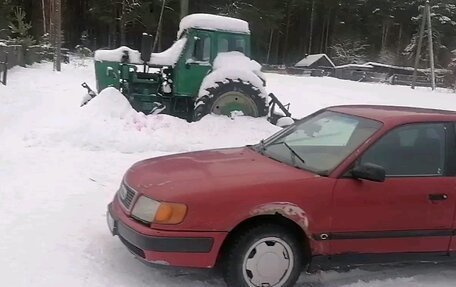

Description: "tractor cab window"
218 37 247 55
192 36 211 62
218 38 229 53
233 39 246 54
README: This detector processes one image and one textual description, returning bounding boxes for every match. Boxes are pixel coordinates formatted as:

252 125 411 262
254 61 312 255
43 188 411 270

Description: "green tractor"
82 14 292 124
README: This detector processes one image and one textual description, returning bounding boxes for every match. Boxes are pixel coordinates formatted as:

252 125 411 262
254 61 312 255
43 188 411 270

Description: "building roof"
335 63 373 69
328 105 456 125
178 14 250 38
295 54 335 68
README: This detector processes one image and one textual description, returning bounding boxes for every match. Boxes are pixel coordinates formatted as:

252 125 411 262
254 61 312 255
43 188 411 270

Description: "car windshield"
258 111 382 175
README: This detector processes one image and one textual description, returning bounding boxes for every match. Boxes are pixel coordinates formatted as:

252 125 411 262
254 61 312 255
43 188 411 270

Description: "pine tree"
8 6 35 47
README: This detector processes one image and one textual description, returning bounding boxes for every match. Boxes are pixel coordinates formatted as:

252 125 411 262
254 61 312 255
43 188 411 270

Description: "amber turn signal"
153 203 187 224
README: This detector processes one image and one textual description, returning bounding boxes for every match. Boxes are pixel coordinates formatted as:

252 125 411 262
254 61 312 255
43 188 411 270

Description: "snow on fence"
263 63 455 89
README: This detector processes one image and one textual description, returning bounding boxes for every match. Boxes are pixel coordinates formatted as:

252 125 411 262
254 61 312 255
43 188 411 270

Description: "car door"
449 123 456 255
329 122 456 256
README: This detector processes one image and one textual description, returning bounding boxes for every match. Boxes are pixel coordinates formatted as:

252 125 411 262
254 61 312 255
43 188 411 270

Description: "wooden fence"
262 64 455 89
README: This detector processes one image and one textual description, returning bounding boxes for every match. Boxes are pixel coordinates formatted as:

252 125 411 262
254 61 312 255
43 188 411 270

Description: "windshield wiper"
263 141 306 166
282 142 306 166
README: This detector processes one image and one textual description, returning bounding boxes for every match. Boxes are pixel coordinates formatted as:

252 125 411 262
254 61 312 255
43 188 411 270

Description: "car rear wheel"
223 224 304 287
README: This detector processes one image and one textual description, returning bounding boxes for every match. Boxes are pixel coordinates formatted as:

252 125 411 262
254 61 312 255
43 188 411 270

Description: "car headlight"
131 196 187 225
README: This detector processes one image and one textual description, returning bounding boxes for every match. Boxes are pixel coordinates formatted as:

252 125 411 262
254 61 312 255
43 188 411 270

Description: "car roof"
327 105 456 125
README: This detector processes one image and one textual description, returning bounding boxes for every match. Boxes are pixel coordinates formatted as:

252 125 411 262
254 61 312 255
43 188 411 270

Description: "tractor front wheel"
193 79 268 121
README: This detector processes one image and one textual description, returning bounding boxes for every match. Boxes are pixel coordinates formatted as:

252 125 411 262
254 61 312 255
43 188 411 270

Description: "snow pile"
94 39 187 66
178 13 250 38
83 87 134 118
199 51 267 99
11 84 278 154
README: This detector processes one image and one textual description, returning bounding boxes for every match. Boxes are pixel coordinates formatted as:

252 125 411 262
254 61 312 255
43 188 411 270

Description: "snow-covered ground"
1 60 455 287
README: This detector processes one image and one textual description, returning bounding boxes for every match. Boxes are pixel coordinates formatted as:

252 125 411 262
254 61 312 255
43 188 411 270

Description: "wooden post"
55 0 62 72
412 5 426 89
426 1 436 90
1 54 7 86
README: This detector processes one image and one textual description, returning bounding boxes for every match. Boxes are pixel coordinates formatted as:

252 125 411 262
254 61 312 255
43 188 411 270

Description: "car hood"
124 147 317 201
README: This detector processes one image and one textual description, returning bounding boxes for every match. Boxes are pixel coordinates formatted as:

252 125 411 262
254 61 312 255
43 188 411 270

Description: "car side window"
192 35 211 62
360 123 446 177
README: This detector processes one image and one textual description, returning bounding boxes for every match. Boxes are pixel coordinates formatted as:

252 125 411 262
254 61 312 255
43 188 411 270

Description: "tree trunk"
266 29 274 64
282 0 292 64
381 20 390 51
308 0 316 54
396 23 403 56
55 0 62 72
50 0 55 45
426 1 436 90
274 32 281 65
41 0 47 35
412 6 427 89
320 13 329 53
325 9 331 53
153 0 166 53
120 0 127 46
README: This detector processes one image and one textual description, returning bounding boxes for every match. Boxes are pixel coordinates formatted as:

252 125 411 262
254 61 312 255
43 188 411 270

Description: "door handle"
428 194 448 201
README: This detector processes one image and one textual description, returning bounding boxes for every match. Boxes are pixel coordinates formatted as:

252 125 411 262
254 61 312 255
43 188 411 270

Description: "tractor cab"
173 26 252 102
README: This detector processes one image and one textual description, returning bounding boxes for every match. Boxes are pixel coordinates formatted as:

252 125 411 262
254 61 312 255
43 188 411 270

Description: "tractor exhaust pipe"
141 33 154 72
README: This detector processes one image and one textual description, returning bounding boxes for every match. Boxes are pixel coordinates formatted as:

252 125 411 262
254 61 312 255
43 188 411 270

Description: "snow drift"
30 86 279 153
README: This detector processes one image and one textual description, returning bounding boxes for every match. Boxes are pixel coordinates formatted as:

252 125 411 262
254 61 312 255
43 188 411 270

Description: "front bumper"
107 200 227 268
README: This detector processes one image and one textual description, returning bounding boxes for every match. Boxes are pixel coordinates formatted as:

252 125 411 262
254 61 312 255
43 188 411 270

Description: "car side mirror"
352 163 386 183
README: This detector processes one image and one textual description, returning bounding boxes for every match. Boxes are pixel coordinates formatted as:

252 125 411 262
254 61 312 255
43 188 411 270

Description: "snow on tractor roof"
178 14 250 38
94 38 187 66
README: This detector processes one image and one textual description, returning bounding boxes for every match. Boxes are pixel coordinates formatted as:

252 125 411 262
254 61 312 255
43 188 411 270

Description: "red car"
107 105 456 287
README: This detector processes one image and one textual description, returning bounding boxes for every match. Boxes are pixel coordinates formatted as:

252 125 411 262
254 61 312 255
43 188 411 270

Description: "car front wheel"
223 224 304 287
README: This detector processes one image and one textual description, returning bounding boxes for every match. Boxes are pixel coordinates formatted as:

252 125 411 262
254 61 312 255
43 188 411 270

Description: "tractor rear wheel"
193 79 268 121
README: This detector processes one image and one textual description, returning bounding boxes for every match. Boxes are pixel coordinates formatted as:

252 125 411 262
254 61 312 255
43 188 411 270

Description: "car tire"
193 79 268 122
223 223 305 287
